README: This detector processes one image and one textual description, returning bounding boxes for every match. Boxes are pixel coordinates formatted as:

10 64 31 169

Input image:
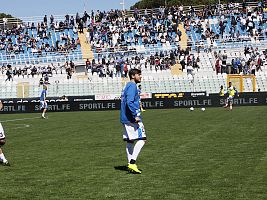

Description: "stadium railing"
0 1 260 26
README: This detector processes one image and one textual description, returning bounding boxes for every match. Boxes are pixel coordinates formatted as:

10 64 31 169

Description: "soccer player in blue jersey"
40 85 48 118
120 69 146 174
0 100 10 166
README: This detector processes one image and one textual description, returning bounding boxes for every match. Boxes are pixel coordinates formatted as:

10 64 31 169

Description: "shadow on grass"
114 165 142 174
114 165 128 171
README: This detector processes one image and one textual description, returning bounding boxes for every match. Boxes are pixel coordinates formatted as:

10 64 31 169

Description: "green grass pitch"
0 106 267 200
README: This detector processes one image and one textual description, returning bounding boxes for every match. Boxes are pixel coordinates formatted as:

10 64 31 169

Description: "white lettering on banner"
142 101 163 108
220 99 226 105
35 104 70 111
79 103 116 110
233 98 258 104
220 98 258 105
2 105 26 112
174 99 212 107
73 99 94 101
35 105 39 111
95 94 121 100
191 92 206 97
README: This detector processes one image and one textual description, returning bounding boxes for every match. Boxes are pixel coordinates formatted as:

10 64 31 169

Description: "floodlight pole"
120 0 125 10
83 0 86 12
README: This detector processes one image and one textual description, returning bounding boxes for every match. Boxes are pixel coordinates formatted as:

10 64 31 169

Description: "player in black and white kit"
0 100 10 166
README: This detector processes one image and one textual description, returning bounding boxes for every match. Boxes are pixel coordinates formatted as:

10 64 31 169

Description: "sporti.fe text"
79 103 116 110
1 105 26 112
219 98 258 105
141 101 164 108
174 99 212 107
35 104 70 111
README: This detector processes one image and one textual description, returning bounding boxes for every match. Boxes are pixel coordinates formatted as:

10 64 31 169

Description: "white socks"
0 153 7 163
126 143 134 163
131 140 145 161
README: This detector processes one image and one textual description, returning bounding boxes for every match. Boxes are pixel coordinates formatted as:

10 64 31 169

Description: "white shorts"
122 122 146 142
0 123 6 140
227 96 234 104
40 101 48 109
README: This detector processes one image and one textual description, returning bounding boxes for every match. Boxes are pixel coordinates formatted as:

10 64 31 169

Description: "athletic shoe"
128 164 141 174
1 161 10 166
41 116 46 119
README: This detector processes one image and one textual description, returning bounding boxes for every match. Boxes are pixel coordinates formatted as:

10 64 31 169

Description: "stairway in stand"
78 29 94 61
178 23 188 50
76 29 94 78
171 63 183 76
171 23 189 76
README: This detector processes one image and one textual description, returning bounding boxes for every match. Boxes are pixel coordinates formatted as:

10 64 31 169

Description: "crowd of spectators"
0 11 92 58
85 48 188 78
213 46 266 75
84 46 201 79
184 1 267 48
1 60 77 81
87 8 181 53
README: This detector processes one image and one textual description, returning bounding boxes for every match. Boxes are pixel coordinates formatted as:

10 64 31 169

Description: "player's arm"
0 100 3 110
126 85 141 122
44 91 47 102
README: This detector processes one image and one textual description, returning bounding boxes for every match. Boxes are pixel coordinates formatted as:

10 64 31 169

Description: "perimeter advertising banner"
1 95 95 104
1 92 267 114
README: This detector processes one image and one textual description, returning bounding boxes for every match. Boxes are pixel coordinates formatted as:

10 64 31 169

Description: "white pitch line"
11 124 31 129
0 117 41 123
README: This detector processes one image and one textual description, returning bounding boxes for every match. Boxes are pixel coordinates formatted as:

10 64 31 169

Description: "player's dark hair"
129 69 141 80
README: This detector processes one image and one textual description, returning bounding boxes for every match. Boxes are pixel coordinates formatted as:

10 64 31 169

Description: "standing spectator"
83 11 90 25
78 20 84 33
39 77 44 87
215 57 221 74
76 13 80 25
123 63 128 78
177 29 182 41
250 61 256 75
219 85 225 96
85 58 91 74
221 51 227 73
44 74 49 84
86 30 90 43
5 66 13 82
44 15 47 25
50 15 54 25
70 61 75 73
70 16 75 27
31 66 37 77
